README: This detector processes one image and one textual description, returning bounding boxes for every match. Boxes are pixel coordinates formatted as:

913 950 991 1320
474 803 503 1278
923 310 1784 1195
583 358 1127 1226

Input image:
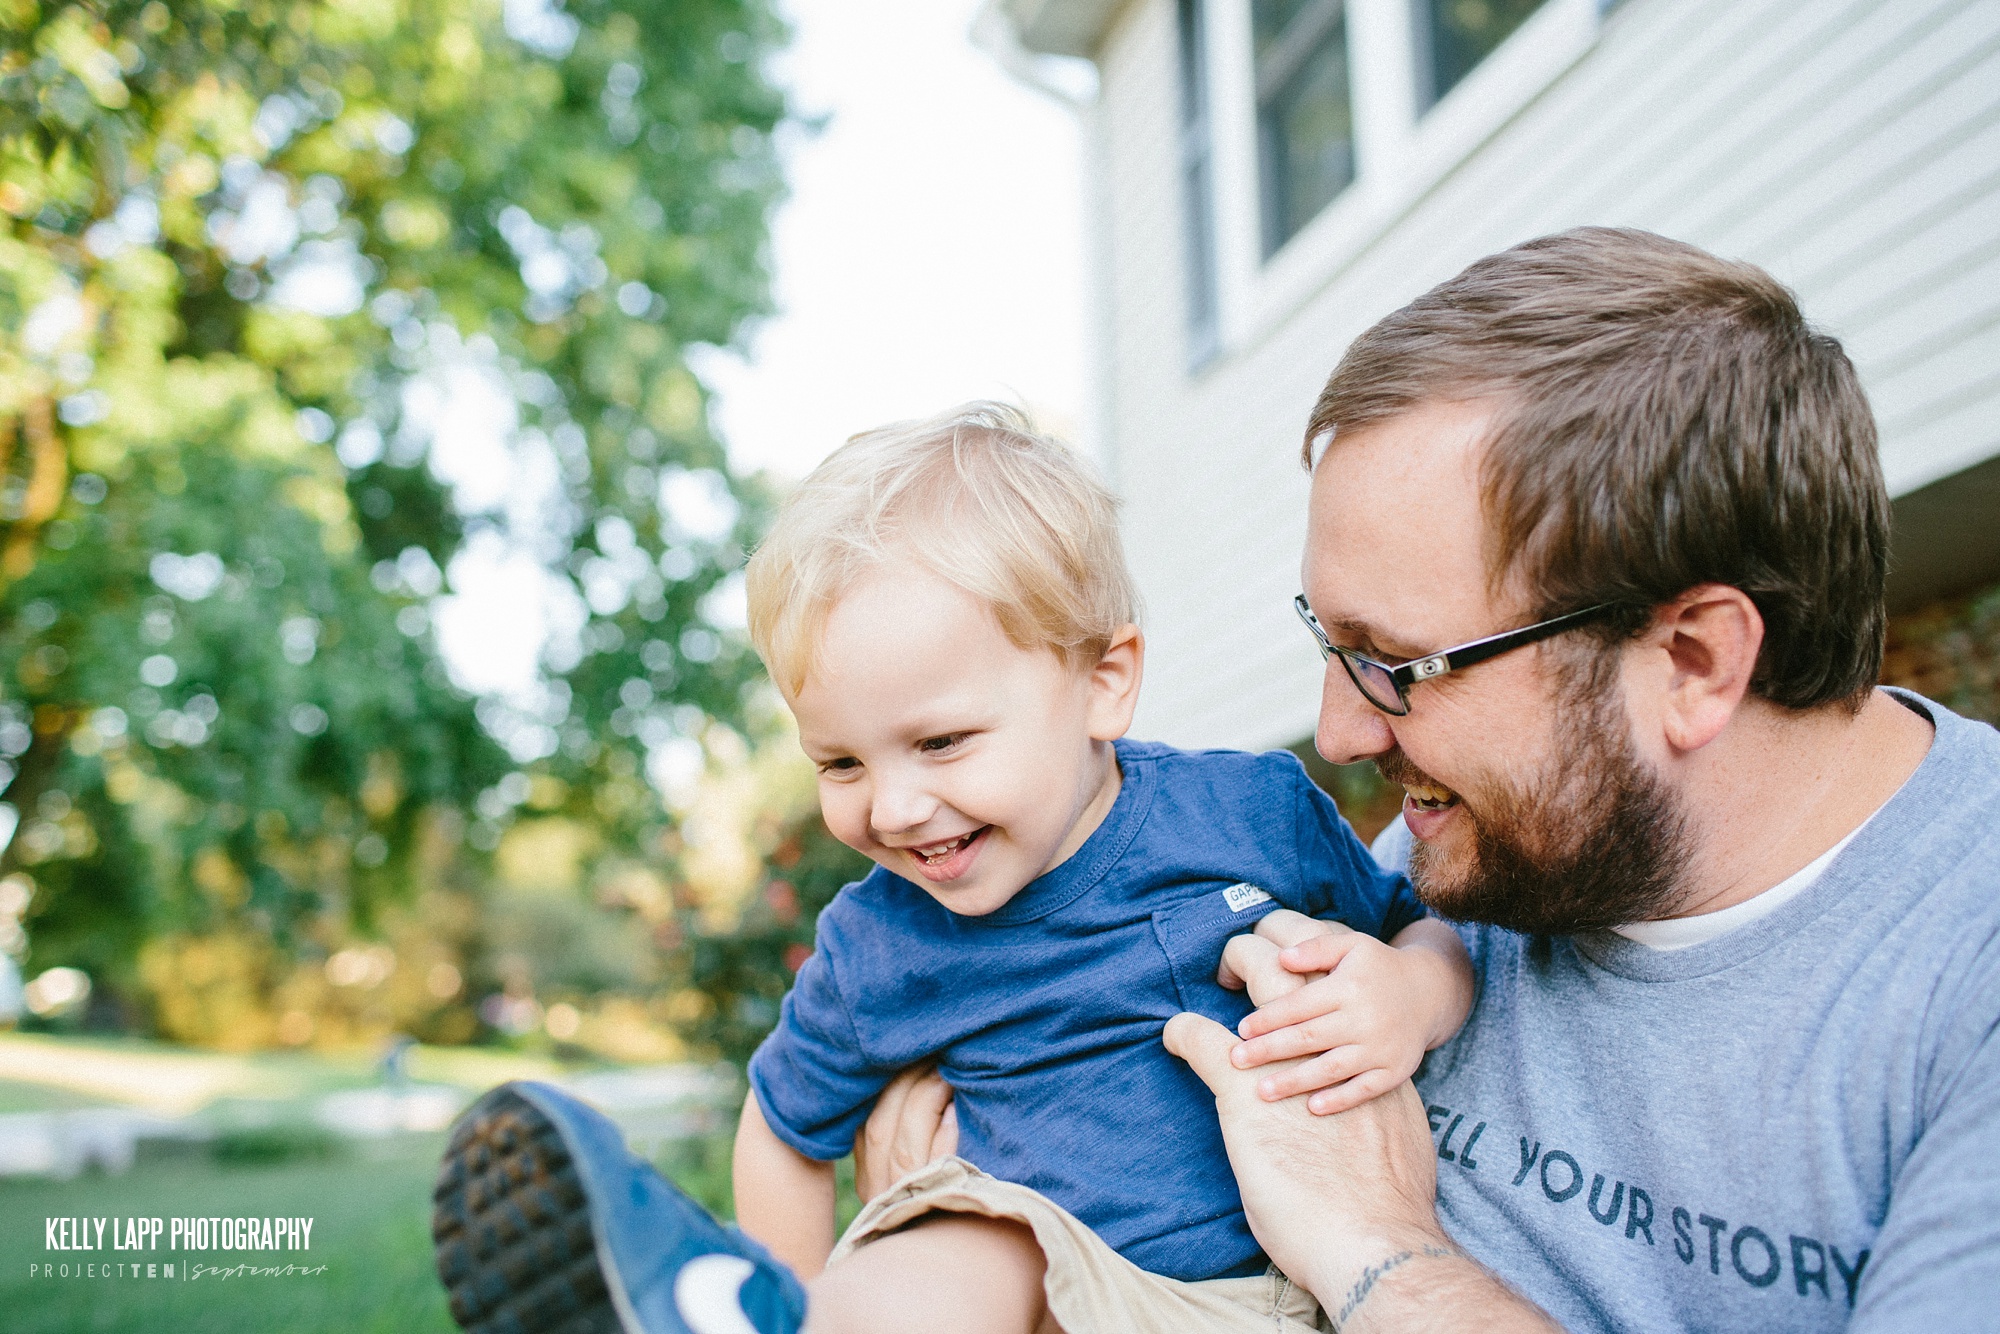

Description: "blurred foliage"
209 1118 344 1165
1288 740 1403 845
670 796 867 1068
0 0 793 1048
1883 581 2000 726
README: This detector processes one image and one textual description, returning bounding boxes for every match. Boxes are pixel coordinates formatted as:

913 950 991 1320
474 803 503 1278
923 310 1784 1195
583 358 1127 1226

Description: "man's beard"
1387 674 1690 936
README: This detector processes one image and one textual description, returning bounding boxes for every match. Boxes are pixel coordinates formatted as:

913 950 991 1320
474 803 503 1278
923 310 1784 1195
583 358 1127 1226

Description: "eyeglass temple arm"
1388 604 1615 688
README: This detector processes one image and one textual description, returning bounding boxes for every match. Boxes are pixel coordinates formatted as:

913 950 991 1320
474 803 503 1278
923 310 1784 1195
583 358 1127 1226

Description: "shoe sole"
432 1086 625 1334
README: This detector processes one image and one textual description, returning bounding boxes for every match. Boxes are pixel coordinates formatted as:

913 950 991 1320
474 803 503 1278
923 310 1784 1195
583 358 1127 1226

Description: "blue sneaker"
432 1080 807 1334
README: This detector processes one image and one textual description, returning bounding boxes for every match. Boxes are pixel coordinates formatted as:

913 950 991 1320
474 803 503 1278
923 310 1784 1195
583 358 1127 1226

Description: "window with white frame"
1414 0 1551 109
1176 0 1588 362
1251 0 1356 257
1179 0 1223 364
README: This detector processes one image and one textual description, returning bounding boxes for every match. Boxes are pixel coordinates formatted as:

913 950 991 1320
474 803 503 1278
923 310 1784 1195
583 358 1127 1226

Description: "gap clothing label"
750 739 1424 1283
1378 692 2000 1334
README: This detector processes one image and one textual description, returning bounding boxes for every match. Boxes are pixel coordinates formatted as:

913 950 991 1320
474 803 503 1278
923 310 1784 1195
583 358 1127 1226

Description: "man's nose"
1315 660 1398 765
869 774 939 837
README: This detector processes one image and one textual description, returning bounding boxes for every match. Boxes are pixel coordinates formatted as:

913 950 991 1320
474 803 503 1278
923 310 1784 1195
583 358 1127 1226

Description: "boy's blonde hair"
747 402 1139 696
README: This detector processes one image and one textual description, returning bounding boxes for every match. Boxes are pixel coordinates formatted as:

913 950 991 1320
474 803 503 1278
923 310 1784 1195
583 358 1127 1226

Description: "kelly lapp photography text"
5 0 2000 1332
32 1213 322 1283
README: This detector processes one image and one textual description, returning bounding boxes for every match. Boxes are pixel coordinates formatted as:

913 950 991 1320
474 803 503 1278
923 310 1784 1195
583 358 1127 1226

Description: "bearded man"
436 228 1998 1334
1143 227 2000 1332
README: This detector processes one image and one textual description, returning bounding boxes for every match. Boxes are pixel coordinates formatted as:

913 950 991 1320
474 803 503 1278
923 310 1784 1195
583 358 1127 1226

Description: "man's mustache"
1374 748 1449 796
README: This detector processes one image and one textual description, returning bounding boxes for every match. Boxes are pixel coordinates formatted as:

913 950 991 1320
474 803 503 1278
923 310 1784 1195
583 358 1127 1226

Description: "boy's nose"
869 780 939 839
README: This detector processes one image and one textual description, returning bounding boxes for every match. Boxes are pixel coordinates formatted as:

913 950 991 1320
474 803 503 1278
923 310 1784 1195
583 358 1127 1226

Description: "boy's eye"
818 756 859 775
917 733 967 754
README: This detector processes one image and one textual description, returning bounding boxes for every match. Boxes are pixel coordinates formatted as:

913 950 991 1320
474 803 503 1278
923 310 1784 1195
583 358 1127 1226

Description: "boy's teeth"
916 832 974 862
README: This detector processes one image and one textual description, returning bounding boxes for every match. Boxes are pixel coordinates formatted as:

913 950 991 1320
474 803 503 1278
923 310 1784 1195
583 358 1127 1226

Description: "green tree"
0 0 788 1039
677 799 868 1067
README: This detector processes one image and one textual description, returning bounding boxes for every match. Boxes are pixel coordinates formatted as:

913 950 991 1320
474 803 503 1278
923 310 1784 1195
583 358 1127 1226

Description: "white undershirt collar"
1611 818 1870 952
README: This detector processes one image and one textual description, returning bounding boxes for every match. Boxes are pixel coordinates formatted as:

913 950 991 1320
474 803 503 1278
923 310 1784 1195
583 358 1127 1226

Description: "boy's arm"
732 1090 838 1278
1221 910 1475 1115
1387 917 1475 1050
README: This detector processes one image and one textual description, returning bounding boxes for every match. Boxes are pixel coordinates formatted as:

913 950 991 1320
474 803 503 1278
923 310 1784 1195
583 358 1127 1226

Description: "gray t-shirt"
1374 691 2000 1333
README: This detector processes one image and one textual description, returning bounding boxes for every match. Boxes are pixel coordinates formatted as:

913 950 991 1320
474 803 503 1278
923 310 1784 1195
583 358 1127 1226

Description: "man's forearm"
1298 1235 1560 1333
1163 1015 1562 1334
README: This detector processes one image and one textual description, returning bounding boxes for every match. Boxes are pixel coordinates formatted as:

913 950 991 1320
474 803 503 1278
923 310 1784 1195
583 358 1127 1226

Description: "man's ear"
1640 585 1764 754
1086 624 1145 741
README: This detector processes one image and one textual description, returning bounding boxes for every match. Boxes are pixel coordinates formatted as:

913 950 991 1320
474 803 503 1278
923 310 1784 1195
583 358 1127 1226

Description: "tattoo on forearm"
1334 1244 1466 1327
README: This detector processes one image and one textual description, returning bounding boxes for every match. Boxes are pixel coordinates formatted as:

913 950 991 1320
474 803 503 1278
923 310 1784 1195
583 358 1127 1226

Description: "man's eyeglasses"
1293 594 1616 717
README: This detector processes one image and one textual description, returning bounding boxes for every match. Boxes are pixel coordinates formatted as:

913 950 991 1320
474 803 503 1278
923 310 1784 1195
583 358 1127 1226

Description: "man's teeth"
1403 783 1457 810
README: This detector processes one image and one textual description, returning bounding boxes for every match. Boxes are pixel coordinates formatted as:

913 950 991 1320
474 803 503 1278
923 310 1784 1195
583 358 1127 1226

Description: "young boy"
728 403 1472 1329
429 404 1470 1334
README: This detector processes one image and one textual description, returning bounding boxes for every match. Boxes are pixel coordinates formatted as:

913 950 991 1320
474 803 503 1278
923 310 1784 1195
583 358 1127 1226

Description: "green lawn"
0 1078 117 1114
0 1031 570 1116
0 1034 857 1330
0 1135 455 1334
0 1124 849 1332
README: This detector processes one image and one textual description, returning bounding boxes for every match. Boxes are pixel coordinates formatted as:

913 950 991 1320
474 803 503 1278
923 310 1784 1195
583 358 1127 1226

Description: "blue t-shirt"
747 738 1426 1282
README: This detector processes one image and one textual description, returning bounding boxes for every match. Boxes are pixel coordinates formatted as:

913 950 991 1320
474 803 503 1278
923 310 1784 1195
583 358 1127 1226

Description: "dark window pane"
1258 7 1352 255
1252 0 1319 56
1422 0 1546 106
1178 0 1220 363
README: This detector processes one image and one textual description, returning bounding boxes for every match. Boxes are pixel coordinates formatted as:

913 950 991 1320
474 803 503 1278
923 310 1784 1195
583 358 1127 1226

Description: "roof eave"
997 0 1125 58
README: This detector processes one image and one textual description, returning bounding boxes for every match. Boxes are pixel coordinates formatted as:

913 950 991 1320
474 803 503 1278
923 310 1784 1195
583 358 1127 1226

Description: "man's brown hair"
1305 227 1888 711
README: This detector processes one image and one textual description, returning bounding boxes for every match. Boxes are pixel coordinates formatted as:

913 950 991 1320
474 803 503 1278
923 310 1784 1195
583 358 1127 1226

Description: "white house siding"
1074 0 2000 753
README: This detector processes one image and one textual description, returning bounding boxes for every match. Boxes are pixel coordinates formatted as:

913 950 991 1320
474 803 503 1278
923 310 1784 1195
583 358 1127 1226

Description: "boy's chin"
904 872 1031 919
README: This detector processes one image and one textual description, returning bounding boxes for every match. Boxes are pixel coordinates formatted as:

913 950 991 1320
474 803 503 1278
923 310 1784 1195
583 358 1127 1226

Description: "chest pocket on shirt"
1151 885 1283 1029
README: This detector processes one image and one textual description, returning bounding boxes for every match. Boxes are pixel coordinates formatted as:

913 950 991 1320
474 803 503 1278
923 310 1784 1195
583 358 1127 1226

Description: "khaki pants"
830 1157 1331 1334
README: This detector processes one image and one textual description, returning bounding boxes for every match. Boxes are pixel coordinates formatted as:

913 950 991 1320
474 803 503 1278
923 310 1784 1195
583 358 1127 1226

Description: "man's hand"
853 1064 959 1202
1163 1013 1442 1287
1164 1013 1557 1332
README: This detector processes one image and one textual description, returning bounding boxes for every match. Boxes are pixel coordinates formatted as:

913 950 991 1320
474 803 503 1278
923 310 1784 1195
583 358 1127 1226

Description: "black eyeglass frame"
1293 593 1616 717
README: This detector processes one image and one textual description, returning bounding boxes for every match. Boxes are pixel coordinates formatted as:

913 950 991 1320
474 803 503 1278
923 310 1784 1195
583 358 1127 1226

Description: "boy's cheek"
827 822 877 862
814 791 874 857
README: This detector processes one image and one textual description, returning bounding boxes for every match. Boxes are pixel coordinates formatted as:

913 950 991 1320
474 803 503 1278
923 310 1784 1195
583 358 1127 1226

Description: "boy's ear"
1086 625 1145 741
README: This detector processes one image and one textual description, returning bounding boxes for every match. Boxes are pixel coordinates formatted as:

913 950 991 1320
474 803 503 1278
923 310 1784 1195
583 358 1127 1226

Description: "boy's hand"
1220 911 1471 1116
1217 909 1329 1001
